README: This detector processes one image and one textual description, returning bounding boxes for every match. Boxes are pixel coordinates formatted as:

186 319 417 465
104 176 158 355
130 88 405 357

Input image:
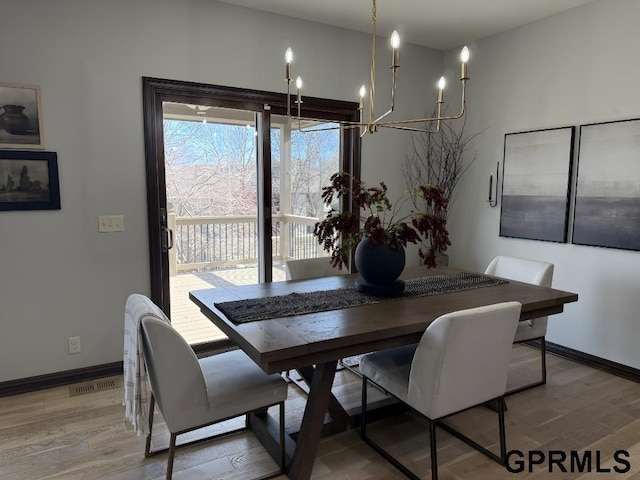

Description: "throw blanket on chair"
123 293 170 435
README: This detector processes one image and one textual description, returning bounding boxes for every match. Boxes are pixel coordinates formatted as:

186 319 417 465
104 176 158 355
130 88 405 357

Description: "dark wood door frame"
142 77 360 347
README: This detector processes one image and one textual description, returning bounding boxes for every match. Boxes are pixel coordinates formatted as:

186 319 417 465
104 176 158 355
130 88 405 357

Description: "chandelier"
284 0 470 136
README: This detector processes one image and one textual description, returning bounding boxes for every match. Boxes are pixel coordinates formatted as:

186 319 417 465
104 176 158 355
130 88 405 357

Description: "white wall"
446 0 640 368
0 0 442 381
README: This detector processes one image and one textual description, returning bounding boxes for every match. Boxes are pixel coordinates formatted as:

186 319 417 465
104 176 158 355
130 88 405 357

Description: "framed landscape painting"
0 83 44 149
499 126 575 243
0 150 60 211
573 118 640 251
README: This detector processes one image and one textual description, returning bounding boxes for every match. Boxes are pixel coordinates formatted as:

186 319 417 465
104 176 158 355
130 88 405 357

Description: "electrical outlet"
68 336 81 354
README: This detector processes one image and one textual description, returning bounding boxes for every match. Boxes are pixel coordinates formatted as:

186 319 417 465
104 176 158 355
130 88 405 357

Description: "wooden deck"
169 265 287 344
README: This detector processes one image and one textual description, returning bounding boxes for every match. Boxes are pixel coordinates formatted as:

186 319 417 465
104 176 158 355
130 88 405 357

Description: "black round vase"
354 237 406 296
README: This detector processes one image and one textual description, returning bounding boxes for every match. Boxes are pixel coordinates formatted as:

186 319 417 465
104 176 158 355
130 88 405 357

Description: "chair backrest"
124 293 171 338
123 294 173 434
484 255 554 338
407 301 521 419
484 255 553 288
140 316 209 432
285 256 348 280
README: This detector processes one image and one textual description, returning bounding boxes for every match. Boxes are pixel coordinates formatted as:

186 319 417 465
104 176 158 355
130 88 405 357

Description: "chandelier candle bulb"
437 76 446 103
460 46 470 79
295 76 303 115
391 30 400 68
285 47 293 81
359 85 366 123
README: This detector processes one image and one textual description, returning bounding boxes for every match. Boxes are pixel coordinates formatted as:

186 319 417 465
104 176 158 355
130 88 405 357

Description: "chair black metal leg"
166 433 177 480
360 376 368 439
428 419 438 480
506 337 547 396
498 396 507 462
279 401 286 472
361 376 422 480
540 337 547 385
436 396 506 466
339 358 363 378
361 372 510 479
142 394 285 480
144 395 156 457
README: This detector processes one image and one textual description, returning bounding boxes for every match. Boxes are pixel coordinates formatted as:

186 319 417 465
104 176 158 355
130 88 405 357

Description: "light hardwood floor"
1 346 640 480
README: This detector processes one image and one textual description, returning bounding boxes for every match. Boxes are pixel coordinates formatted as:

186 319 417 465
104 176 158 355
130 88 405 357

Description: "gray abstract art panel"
573 118 640 251
500 127 574 243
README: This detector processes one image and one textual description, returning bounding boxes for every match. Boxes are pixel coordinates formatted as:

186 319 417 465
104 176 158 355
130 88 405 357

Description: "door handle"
161 227 174 251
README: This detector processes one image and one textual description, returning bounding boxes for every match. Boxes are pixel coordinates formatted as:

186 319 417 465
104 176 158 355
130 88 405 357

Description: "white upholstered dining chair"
285 256 348 280
484 255 554 394
360 302 522 480
139 300 288 480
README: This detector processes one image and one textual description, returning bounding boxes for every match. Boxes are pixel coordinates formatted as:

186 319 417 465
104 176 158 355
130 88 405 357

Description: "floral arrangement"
313 172 451 269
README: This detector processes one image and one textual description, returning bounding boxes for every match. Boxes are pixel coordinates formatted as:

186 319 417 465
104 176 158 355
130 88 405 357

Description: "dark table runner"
215 272 507 324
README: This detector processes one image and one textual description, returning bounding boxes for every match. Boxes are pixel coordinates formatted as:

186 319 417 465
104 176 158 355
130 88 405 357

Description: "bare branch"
404 109 486 217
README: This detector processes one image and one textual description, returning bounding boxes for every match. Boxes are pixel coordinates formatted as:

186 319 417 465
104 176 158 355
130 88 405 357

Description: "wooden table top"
189 266 578 374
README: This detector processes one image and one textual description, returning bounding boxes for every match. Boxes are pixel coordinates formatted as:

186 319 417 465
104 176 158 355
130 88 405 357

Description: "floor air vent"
69 378 121 397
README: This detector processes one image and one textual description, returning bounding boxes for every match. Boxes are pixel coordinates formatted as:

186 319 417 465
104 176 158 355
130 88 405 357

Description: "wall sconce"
487 161 499 207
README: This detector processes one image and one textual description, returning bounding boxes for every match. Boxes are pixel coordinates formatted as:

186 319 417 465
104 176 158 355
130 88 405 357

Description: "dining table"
189 265 578 480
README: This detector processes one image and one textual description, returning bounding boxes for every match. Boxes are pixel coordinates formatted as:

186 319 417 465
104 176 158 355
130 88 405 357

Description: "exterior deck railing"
167 213 322 276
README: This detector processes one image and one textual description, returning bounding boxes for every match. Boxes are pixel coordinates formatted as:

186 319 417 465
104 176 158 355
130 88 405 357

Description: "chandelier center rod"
369 0 377 126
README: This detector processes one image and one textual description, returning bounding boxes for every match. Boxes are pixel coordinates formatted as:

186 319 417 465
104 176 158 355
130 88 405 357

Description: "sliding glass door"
143 77 359 349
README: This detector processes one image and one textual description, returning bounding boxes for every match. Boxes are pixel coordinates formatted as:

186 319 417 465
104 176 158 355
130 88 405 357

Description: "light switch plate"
98 215 124 233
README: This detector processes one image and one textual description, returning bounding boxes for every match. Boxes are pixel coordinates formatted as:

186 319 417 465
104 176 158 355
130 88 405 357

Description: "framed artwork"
0 150 60 211
0 83 44 149
573 118 640 251
499 126 575 243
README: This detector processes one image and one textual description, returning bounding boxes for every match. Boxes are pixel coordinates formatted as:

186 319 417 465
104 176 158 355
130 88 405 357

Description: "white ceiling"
218 0 597 50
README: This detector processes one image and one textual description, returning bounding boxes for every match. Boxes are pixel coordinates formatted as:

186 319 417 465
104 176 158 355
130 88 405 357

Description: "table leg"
287 360 338 480
297 365 349 425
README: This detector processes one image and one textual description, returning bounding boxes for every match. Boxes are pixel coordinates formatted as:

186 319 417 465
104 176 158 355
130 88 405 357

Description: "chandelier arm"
382 124 442 134
379 96 467 126
295 116 373 133
372 64 398 124
289 90 466 132
297 122 345 133
380 79 467 126
378 110 465 127
373 107 393 124
286 80 291 117
289 113 366 127
289 104 467 132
